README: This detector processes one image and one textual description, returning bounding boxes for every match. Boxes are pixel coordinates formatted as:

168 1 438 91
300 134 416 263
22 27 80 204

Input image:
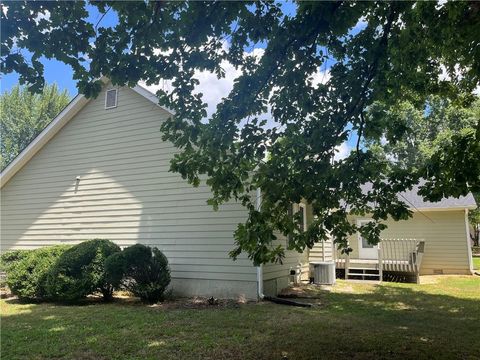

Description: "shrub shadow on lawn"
1 280 479 360
3 293 248 310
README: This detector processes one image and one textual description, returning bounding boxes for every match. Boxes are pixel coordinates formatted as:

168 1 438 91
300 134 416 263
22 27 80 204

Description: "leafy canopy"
2 1 479 264
366 97 480 170
0 84 70 170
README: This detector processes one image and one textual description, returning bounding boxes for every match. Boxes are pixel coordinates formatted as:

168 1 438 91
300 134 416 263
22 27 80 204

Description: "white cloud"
34 10 51 24
143 46 330 128
436 0 447 10
311 69 331 87
352 16 368 32
334 142 351 161
194 60 243 118
144 47 263 120
473 85 480 96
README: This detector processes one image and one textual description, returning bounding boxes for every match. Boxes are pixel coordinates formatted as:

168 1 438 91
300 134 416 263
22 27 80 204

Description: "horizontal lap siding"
1 86 256 285
348 212 470 274
263 204 311 282
262 234 306 281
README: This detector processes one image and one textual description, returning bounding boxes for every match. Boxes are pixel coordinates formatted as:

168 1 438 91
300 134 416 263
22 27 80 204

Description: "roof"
0 78 174 189
348 181 477 211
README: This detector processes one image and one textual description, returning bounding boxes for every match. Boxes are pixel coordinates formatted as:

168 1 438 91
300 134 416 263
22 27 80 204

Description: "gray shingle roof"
350 181 477 210
398 183 476 210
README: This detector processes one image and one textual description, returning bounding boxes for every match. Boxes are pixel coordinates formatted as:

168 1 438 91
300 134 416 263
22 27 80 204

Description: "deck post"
322 239 326 262
378 242 383 282
345 254 349 280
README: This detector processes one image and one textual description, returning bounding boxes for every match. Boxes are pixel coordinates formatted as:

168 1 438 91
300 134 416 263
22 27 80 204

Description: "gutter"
465 208 474 274
254 188 311 307
255 187 265 299
256 265 265 300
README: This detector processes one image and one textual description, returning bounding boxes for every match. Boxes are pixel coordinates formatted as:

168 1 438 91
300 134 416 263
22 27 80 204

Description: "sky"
1 3 119 97
1 1 359 159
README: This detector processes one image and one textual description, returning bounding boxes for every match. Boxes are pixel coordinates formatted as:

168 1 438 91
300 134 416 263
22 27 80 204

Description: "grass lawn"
1 276 479 360
473 256 480 270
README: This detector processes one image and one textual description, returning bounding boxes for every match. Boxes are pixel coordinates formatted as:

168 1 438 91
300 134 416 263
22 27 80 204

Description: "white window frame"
105 88 118 109
298 203 307 233
357 218 378 259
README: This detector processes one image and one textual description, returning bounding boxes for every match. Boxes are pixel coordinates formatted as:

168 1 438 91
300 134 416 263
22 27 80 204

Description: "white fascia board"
412 206 477 212
0 95 90 189
0 79 175 189
131 85 176 116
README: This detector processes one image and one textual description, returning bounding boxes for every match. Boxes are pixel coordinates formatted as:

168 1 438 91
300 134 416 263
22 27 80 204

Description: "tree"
365 97 479 170
366 97 480 246
1 1 479 264
0 84 70 170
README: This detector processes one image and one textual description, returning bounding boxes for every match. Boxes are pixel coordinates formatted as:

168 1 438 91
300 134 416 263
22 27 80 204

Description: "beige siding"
262 204 310 294
1 86 258 298
346 211 471 274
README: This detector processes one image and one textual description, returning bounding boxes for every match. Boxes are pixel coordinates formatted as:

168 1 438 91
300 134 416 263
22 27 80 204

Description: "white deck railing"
333 238 425 282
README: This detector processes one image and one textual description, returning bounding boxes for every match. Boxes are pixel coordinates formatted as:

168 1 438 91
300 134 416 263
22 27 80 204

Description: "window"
298 203 307 232
288 203 307 246
357 219 374 248
105 89 118 109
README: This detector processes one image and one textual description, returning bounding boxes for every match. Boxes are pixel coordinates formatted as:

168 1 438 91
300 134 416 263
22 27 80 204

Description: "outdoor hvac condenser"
311 261 336 285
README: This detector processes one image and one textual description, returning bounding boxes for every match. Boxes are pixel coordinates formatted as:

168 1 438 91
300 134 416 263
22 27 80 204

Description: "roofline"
0 94 89 188
132 84 176 116
0 79 174 189
411 205 477 212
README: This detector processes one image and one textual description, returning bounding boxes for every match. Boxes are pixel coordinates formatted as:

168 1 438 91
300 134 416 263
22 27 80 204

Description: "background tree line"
0 84 70 170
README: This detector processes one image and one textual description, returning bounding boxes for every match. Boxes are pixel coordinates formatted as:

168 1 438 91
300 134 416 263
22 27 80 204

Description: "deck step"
346 265 382 281
347 273 380 277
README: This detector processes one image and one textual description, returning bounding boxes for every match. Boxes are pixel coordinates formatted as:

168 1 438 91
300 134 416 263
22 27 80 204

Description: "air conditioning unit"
311 261 336 285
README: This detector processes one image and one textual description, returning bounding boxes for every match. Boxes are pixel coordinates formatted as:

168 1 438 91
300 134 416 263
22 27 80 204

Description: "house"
0 79 305 300
309 184 476 282
0 79 475 299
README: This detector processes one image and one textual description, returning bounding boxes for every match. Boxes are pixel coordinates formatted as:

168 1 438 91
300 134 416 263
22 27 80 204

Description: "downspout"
465 208 474 274
256 265 264 300
255 187 265 299
254 188 312 307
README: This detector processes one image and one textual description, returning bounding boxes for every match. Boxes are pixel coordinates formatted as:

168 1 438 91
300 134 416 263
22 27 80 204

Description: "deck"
315 238 426 283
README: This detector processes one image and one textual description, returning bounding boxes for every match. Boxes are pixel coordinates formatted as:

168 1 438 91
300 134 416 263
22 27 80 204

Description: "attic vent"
105 89 118 109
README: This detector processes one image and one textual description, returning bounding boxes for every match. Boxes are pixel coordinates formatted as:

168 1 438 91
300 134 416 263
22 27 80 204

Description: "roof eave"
0 79 174 189
0 94 90 189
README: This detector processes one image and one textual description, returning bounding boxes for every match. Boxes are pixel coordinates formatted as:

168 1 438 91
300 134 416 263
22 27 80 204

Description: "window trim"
356 219 375 248
105 88 118 109
298 203 307 233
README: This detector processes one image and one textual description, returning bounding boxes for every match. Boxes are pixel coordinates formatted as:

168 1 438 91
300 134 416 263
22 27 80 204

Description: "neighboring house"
0 79 475 299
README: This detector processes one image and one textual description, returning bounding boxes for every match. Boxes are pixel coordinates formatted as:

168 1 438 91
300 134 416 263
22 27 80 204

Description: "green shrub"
0 249 30 272
45 239 121 301
105 244 171 304
6 246 70 300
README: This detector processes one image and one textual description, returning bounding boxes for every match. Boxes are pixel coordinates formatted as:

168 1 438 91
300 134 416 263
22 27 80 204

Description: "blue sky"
1 1 358 158
1 3 119 96
1 2 297 97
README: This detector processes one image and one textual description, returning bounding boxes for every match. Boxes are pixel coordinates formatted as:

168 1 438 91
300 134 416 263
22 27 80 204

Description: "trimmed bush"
45 239 121 301
0 250 30 273
105 244 171 304
6 246 70 300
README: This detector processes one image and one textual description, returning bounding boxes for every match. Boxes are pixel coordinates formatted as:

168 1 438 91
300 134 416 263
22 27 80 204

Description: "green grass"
1 276 479 360
473 256 480 270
